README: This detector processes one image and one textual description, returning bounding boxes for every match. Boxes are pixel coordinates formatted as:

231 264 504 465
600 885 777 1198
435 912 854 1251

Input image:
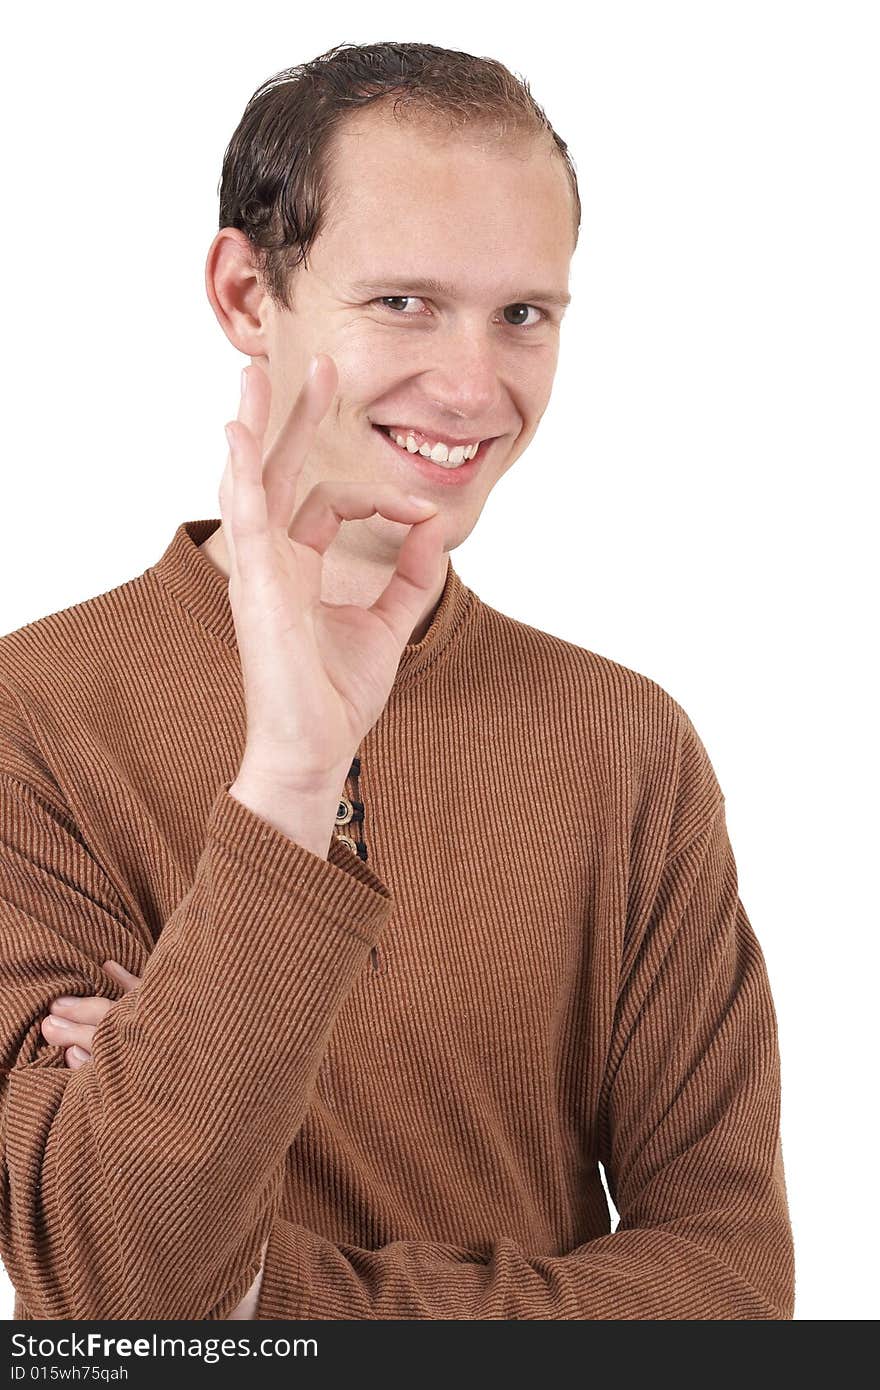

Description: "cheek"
326 328 418 417
322 323 405 391
508 366 554 429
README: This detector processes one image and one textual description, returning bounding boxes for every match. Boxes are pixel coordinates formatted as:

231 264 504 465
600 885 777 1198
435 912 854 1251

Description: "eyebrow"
349 277 572 308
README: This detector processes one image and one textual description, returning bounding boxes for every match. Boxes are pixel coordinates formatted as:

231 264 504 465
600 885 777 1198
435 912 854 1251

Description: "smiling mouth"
372 424 494 470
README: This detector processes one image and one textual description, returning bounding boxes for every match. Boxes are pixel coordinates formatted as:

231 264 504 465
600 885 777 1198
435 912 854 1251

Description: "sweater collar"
148 518 475 690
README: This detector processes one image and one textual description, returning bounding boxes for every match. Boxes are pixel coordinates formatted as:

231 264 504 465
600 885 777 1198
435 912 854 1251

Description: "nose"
421 329 502 426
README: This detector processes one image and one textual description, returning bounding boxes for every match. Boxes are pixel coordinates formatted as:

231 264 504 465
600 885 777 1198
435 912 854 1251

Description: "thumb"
102 959 142 993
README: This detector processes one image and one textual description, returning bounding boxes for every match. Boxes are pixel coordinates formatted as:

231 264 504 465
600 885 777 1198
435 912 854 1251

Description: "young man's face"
225 103 575 558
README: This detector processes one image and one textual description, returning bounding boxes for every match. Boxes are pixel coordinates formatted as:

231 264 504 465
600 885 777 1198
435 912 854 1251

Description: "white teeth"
387 428 481 467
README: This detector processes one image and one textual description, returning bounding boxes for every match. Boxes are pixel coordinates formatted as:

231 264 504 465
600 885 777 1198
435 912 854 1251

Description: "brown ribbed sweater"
0 517 795 1320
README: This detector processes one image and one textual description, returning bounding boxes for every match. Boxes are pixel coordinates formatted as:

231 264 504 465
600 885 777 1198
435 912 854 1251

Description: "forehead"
319 104 575 276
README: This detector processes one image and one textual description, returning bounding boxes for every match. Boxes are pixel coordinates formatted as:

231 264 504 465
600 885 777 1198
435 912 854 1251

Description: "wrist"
232 752 350 803
228 772 344 859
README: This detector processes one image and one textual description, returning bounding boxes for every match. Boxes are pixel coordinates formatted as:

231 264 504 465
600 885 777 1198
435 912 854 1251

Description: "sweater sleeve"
251 786 796 1319
0 688 394 1319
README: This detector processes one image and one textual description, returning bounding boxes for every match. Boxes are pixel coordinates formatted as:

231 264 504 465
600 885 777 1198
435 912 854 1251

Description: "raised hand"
221 355 445 801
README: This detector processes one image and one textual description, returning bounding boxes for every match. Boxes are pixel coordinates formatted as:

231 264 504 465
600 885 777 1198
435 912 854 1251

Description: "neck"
199 524 448 646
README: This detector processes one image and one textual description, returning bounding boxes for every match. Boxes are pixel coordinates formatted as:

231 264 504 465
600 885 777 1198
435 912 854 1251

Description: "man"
0 41 795 1320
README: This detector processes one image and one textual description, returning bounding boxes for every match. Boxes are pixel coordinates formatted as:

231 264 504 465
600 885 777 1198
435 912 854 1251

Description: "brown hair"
217 40 581 310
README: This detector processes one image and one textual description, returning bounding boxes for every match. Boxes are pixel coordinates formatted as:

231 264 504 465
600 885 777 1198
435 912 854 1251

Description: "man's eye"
502 304 545 328
373 297 546 328
376 296 425 314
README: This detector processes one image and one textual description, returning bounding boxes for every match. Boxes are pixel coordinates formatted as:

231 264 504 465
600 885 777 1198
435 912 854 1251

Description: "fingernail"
48 1015 72 1029
407 494 435 509
240 367 248 399
53 996 78 1006
225 423 236 452
71 1046 90 1062
308 355 319 379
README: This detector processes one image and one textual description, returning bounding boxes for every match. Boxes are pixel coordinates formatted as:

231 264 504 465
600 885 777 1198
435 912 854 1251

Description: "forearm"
253 1206 794 1320
3 781 393 1320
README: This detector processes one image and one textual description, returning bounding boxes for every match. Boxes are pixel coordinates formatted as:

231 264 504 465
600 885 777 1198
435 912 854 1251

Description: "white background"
1 0 877 1322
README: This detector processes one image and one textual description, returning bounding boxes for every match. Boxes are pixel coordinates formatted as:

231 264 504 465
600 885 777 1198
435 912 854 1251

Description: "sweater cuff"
209 781 393 943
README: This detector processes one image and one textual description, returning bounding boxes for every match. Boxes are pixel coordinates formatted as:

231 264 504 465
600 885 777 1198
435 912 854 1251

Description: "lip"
371 424 493 487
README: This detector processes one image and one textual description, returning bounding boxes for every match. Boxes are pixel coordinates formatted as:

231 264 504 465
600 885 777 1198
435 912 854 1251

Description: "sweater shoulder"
469 598 724 842
470 595 687 729
0 567 162 735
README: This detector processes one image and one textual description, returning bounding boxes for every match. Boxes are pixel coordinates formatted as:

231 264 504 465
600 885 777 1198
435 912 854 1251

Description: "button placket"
333 754 383 973
333 756 365 860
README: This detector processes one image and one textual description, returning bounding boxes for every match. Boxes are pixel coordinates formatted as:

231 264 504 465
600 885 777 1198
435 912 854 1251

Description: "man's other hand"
41 959 142 1068
41 960 265 1317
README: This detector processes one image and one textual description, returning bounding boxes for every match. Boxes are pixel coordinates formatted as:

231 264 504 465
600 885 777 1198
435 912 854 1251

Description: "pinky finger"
224 420 274 586
66 1045 90 1068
